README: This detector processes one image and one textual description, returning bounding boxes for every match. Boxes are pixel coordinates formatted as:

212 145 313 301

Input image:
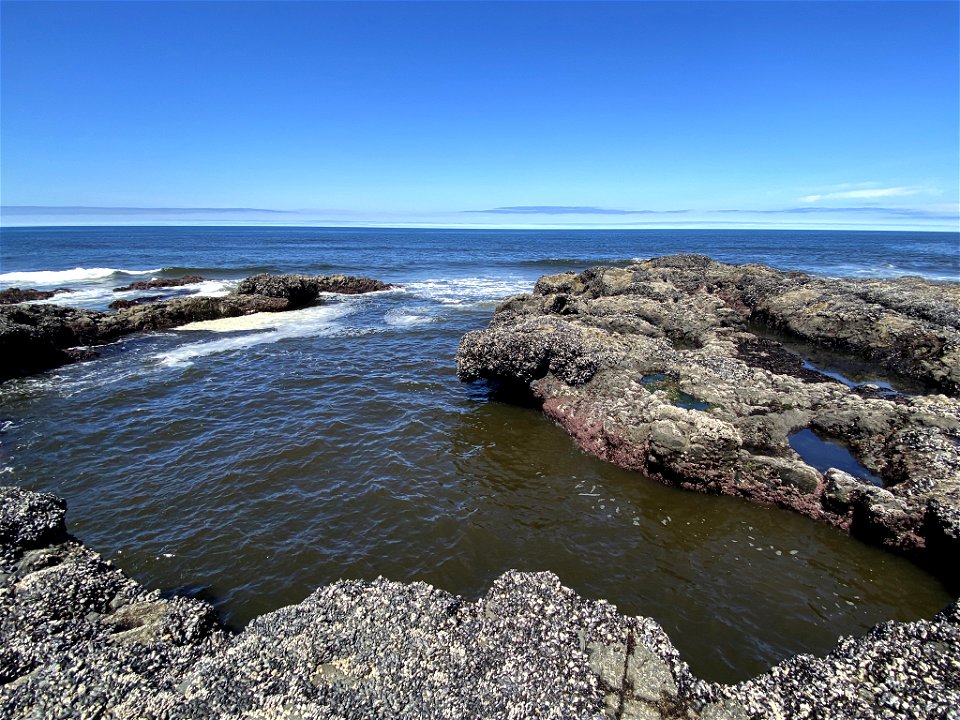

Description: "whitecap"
404 277 533 306
31 286 118 309
384 308 434 327
0 267 162 287
26 278 236 310
190 279 234 298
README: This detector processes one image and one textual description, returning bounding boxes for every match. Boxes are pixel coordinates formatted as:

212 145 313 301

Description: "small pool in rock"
746 320 923 395
788 428 883 486
799 360 897 395
641 374 712 411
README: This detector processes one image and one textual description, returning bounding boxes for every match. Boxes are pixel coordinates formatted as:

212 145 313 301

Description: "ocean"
0 226 957 684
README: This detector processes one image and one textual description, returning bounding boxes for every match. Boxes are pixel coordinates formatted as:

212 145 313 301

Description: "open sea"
1 226 958 684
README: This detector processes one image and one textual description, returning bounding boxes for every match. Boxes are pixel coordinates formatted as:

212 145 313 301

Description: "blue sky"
1 1 958 229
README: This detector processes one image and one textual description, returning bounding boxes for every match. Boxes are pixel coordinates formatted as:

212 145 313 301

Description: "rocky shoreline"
2 486 957 719
3 258 960 717
457 256 960 589
0 273 395 382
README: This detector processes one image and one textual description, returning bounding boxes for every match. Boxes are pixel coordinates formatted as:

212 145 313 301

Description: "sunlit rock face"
457 256 960 582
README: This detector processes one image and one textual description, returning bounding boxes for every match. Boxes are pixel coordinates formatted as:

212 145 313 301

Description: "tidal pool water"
1 227 955 684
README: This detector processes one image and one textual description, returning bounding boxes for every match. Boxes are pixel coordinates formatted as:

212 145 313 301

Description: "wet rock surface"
108 294 166 310
0 288 69 305
0 273 395 382
1 486 957 719
457 256 960 586
112 275 208 292
236 273 396 305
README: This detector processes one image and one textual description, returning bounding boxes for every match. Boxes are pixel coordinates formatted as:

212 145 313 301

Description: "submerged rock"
108 295 166 310
1 486 957 719
0 273 395 382
113 275 207 292
457 257 960 585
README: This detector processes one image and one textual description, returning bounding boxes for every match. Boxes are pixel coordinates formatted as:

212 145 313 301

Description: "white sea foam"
23 278 237 311
405 277 533 305
0 267 162 286
31 287 117 308
384 308 434 327
157 302 358 365
190 279 234 297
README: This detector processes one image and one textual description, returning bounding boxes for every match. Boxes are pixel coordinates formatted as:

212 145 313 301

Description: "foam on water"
157 302 360 365
176 302 353 333
405 277 533 305
384 308 434 327
822 264 960 281
190 279 234 297
33 287 117 308
0 267 162 286
26 278 237 311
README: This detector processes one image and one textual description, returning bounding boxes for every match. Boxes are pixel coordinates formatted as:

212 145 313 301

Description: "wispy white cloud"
800 187 923 203
466 205 690 215
1 205 293 215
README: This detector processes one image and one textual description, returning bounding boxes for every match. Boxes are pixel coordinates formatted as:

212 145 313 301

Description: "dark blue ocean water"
0 226 956 684
2 227 958 289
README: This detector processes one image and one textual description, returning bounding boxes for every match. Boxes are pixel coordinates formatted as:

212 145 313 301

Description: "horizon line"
2 221 957 233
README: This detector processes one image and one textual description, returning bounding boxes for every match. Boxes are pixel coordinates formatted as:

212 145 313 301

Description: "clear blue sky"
2 1 958 229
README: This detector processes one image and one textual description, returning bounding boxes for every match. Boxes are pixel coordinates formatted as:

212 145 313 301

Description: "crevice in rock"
613 630 634 719
476 376 544 409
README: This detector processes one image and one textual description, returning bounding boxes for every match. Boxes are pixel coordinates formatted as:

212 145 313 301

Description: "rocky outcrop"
0 273 395 382
0 289 55 304
108 295 166 310
2 486 957 719
0 487 227 716
113 275 207 292
457 257 960 585
236 273 396 305
0 288 70 304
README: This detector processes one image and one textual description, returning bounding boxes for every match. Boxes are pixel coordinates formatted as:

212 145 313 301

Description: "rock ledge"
1 486 958 719
457 257 960 586
0 273 395 382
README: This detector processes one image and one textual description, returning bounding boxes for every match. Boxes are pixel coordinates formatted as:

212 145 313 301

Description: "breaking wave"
0 267 162 286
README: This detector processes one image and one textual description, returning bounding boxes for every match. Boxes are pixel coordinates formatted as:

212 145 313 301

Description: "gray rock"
0 273 396 382
0 288 59 304
0 487 66 565
236 273 395 305
112 275 207 293
456 257 960 585
1 487 958 719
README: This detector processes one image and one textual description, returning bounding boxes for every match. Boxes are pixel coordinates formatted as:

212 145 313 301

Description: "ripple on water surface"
0 289 951 685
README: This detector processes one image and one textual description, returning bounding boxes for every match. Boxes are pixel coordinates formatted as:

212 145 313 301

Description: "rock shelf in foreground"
0 273 395 382
1 486 958 719
457 256 960 585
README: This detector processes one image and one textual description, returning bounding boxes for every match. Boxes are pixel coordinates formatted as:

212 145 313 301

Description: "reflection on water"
789 428 883 486
0 286 951 685
746 319 926 395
